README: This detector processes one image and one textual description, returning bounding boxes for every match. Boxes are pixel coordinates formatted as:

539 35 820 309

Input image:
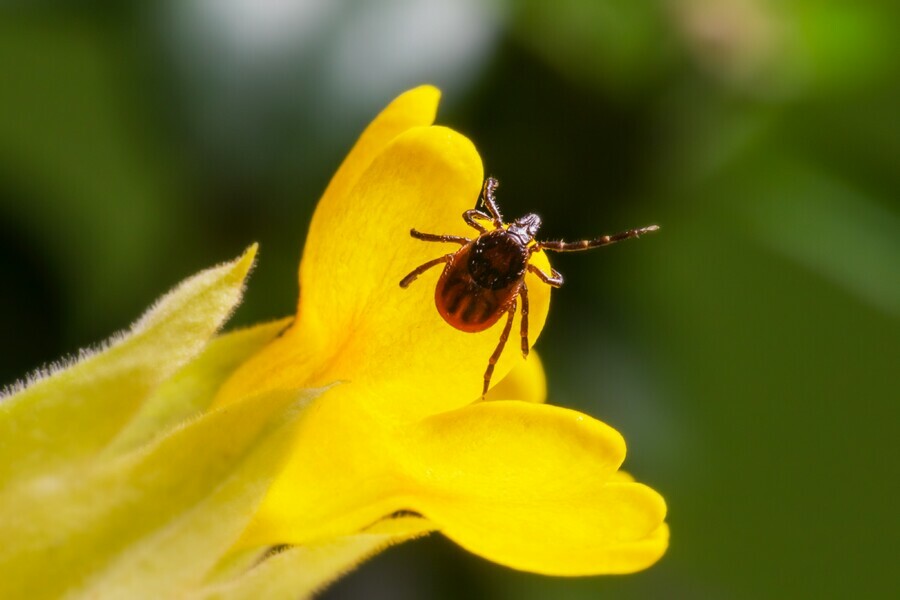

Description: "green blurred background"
1 1 898 598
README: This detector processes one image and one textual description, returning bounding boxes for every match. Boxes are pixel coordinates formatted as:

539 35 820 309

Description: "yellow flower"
0 86 666 599
214 86 669 576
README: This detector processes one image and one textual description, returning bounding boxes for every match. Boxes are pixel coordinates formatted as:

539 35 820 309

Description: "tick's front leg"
410 229 469 244
399 255 452 288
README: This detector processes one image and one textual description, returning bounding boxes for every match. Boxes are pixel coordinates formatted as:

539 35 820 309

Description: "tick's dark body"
437 231 528 333
400 176 658 397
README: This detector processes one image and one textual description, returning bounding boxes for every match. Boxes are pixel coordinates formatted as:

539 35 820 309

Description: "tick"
400 177 659 397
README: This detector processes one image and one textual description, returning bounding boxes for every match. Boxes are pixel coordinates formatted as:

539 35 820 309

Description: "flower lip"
214 85 668 579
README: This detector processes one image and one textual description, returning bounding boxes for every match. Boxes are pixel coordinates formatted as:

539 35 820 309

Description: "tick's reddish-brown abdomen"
435 231 528 333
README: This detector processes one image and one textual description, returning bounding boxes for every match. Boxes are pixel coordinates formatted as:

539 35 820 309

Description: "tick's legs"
527 263 564 287
399 255 451 288
464 177 506 233
537 225 660 252
519 283 530 358
480 177 504 227
410 229 469 245
483 297 516 398
463 209 492 233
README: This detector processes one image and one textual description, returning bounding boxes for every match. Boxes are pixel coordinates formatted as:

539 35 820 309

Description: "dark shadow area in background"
0 184 64 389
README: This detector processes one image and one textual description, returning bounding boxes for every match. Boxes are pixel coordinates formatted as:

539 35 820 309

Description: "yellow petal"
217 85 442 416
484 351 547 403
216 123 554 421
311 85 441 237
240 397 665 576
429 484 668 575
400 401 668 575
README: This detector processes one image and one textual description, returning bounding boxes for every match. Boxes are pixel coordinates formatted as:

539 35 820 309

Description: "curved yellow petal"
216 123 553 421
399 401 668 575
431 483 668 575
312 85 441 234
484 351 547 403
213 86 440 412
404 400 626 495
239 397 665 577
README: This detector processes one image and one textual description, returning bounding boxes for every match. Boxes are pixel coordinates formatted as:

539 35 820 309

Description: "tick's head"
508 213 542 244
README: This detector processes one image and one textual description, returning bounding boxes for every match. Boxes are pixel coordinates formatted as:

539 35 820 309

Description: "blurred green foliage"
1 1 897 599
